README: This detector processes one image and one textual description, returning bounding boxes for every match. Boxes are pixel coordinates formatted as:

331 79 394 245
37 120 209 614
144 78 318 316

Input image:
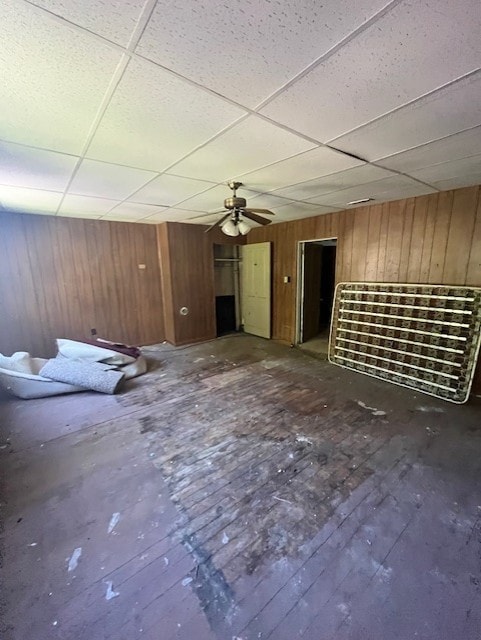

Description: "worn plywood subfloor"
1 334 480 640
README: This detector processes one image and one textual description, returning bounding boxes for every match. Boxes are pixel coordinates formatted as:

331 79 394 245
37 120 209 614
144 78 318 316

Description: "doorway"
297 238 337 355
213 244 241 336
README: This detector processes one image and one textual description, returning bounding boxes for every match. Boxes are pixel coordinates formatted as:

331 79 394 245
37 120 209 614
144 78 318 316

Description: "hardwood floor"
1 335 480 639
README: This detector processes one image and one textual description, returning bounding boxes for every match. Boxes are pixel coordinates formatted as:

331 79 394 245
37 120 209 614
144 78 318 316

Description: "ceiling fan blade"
242 211 272 226
205 211 232 233
244 207 275 215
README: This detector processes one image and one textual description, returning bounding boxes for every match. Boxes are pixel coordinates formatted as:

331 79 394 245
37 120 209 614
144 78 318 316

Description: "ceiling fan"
205 181 274 236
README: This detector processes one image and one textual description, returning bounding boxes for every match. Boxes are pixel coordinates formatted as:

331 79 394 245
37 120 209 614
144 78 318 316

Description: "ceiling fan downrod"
224 181 247 211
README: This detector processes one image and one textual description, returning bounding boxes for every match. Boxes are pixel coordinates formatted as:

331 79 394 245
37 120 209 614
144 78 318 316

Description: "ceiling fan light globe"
238 220 251 235
221 219 239 236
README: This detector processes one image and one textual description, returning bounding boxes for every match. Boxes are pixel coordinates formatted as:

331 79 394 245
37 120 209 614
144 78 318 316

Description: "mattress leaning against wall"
328 283 481 404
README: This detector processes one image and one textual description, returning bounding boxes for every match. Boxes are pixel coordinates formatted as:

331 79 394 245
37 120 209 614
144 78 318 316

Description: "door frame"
295 236 337 345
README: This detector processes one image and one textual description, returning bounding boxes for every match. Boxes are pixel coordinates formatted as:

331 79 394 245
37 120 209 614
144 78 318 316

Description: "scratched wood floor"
1 334 480 640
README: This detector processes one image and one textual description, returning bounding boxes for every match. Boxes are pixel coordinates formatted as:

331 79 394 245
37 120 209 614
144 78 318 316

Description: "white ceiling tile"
274 202 340 219
0 185 62 213
174 209 214 222
427 173 481 191
69 159 157 199
0 141 78 191
238 146 364 192
261 0 481 141
309 176 436 207
271 165 395 202
172 185 239 212
100 211 155 222
1 1 479 221
172 116 315 182
107 202 168 219
407 154 481 184
142 208 199 223
58 194 120 215
30 0 147 46
136 0 390 108
87 58 245 172
182 212 220 224
377 127 481 173
0 1 123 154
247 193 298 210
131 174 215 206
332 71 481 160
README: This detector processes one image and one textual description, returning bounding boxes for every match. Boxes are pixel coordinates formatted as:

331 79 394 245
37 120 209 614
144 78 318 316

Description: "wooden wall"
248 185 481 393
0 212 165 357
248 185 481 344
2 185 479 391
157 222 244 346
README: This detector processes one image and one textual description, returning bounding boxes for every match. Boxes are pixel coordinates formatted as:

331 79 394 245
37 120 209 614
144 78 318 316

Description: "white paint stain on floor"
357 400 387 417
296 435 313 445
105 581 120 600
67 547 82 572
416 406 445 413
108 512 121 534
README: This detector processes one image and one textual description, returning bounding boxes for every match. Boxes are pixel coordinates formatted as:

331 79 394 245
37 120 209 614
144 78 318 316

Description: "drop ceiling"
0 0 480 225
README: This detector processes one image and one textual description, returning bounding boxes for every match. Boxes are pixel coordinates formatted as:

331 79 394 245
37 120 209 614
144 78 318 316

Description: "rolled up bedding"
39 358 125 394
56 339 147 379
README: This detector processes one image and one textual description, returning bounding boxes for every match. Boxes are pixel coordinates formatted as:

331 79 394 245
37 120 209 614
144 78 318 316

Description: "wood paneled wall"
248 185 481 343
2 185 479 391
248 185 481 393
157 222 244 346
0 212 165 357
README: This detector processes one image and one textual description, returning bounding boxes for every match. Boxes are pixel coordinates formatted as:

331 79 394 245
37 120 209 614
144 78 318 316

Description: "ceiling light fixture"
221 218 239 236
221 214 252 237
237 219 251 235
347 197 374 205
206 182 274 235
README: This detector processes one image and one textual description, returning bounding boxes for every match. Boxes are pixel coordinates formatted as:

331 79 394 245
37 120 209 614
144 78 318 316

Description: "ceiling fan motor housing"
224 196 247 210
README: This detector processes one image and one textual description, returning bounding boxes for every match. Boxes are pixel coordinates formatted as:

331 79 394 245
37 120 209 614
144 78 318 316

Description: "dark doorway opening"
299 239 337 354
215 296 236 335
214 244 240 337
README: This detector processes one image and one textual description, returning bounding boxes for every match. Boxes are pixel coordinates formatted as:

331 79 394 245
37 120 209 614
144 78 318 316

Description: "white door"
241 242 271 339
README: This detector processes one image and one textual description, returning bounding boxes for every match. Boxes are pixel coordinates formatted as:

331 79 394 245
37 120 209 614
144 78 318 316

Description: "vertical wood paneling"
0 212 165 357
157 223 175 344
428 190 453 283
350 207 369 281
399 198 415 282
418 193 438 282
341 210 355 281
407 195 429 282
2 184 480 393
364 204 382 280
443 187 479 283
466 194 481 286
384 200 405 282
247 185 481 393
157 223 244 345
376 202 390 281
334 209 346 284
